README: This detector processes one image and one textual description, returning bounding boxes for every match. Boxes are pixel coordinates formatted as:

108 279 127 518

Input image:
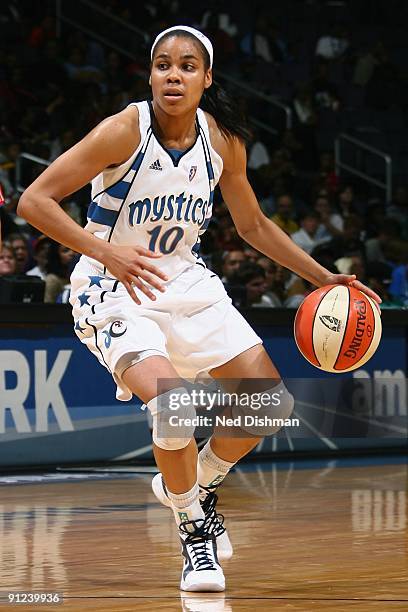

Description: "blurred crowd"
0 0 407 307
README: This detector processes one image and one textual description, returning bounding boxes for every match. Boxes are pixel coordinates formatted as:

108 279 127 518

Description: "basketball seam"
309 289 333 368
333 285 351 370
294 297 322 366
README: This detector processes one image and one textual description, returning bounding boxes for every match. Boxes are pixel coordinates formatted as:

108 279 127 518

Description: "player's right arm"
17 107 167 303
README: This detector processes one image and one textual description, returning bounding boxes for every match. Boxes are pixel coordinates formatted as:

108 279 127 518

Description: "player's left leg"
208 342 289 462
197 343 293 492
186 343 293 559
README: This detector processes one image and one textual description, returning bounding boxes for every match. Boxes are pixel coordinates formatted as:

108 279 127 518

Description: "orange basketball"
294 284 382 372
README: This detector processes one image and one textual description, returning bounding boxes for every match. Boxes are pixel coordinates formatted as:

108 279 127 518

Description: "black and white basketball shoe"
152 472 233 560
179 509 225 592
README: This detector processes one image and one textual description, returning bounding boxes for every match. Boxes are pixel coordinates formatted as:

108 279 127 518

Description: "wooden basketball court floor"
0 456 407 611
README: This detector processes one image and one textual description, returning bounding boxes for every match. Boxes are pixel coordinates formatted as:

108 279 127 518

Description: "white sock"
198 440 235 492
167 481 204 528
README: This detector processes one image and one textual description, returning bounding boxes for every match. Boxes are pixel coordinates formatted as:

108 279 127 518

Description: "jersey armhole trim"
92 103 148 200
102 129 153 274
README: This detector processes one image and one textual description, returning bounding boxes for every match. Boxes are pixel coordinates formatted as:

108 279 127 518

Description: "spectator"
0 142 21 198
216 225 242 252
334 255 367 287
247 136 271 171
389 263 408 306
280 130 304 171
388 241 408 305
0 177 18 243
201 12 236 67
0 243 17 276
349 255 367 284
8 232 30 273
386 186 408 238
241 16 288 65
310 242 338 275
314 193 344 241
366 262 402 309
258 148 296 187
365 218 401 263
293 86 317 127
258 257 290 306
44 241 77 303
364 199 386 239
315 25 350 60
27 15 56 49
326 214 365 260
335 184 361 218
285 275 313 308
26 235 51 280
271 194 298 235
0 142 23 224
221 250 245 283
353 42 387 87
311 60 341 111
200 6 238 38
231 262 275 308
243 246 260 264
312 153 339 196
292 211 325 254
383 238 407 269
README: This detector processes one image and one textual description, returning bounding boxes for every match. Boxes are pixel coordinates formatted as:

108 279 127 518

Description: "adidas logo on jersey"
149 159 162 171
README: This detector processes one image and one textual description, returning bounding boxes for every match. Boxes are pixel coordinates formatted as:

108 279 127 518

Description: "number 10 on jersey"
147 225 185 254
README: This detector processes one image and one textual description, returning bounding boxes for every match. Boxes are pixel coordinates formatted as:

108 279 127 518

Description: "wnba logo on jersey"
189 166 197 181
128 191 210 227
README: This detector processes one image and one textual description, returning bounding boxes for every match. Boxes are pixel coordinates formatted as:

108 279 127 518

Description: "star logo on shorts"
88 275 104 288
78 292 90 307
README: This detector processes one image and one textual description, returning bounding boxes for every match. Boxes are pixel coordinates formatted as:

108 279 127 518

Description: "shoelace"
201 489 226 538
179 512 219 572
162 477 226 537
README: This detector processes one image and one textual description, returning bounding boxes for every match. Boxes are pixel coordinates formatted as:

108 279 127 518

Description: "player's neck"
151 101 197 149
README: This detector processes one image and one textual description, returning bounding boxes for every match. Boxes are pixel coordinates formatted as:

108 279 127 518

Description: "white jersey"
73 101 223 281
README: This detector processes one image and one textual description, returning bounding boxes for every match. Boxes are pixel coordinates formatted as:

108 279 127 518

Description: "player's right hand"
101 244 168 304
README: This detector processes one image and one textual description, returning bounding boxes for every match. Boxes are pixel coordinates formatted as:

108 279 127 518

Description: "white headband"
151 25 213 69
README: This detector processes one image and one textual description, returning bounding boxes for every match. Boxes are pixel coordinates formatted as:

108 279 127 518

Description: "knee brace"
147 387 196 451
231 380 294 437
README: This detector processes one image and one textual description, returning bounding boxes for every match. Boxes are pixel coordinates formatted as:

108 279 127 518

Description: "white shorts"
70 262 262 401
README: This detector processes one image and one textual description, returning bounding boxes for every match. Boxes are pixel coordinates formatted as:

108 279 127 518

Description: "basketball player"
17 26 381 592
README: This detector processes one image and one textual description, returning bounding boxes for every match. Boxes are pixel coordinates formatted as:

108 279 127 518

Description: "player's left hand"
323 274 382 313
